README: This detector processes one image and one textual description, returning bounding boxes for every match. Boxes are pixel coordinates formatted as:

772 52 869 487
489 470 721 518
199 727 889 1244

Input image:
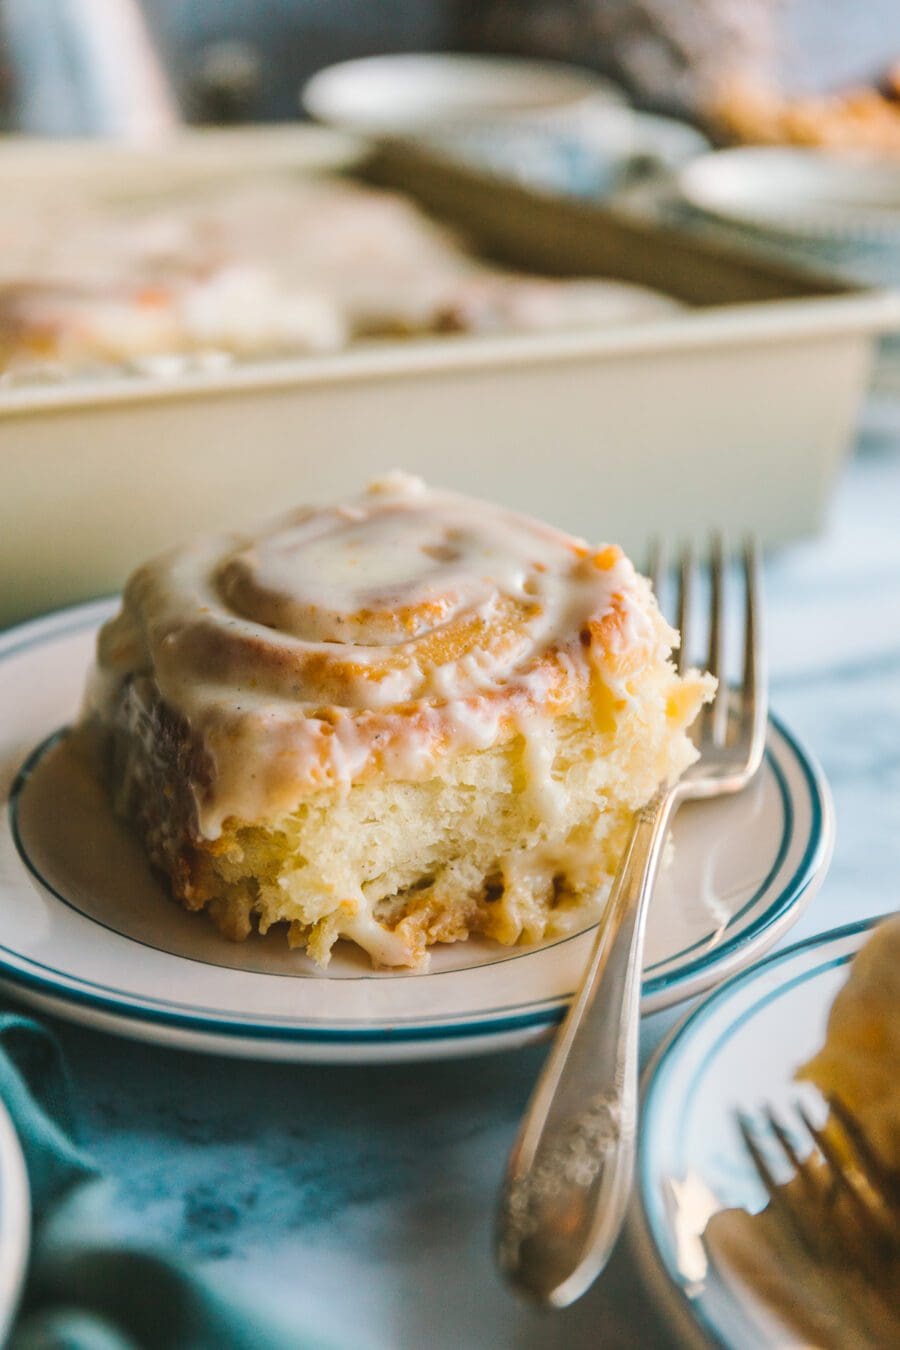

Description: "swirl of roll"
86 475 713 968
93 475 658 832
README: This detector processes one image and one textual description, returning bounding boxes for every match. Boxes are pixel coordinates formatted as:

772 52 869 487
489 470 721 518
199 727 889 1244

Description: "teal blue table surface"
7 409 900 1349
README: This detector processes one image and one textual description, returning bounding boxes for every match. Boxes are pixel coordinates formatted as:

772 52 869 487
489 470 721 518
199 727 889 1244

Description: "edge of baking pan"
361 138 864 303
0 127 898 422
1 290 897 420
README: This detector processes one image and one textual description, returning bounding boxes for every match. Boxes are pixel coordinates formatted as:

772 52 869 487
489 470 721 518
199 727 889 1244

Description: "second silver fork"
738 1093 900 1270
496 539 768 1307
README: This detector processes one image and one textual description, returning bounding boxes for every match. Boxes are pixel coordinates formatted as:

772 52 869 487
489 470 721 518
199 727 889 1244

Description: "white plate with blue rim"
0 1094 30 1342
0 599 834 1064
630 917 881 1348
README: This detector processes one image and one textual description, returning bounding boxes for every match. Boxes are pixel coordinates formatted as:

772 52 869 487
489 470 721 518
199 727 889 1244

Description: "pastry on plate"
81 473 714 969
800 912 900 1169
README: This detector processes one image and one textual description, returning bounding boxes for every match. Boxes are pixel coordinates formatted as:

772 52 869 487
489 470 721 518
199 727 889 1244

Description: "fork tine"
737 1111 817 1255
763 1104 820 1201
741 1099 900 1275
739 537 768 774
827 1094 900 1209
676 543 696 677
795 1100 893 1244
737 1111 782 1198
707 533 728 745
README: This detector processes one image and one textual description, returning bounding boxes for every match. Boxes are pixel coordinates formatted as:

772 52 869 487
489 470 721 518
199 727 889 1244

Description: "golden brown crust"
88 481 663 831
83 478 713 967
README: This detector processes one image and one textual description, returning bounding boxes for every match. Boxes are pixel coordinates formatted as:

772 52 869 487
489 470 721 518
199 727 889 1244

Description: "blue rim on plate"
0 1094 29 1344
0 598 833 1053
632 916 883 1349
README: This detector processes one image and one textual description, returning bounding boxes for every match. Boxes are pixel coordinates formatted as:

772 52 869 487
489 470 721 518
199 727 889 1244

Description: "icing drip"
88 475 663 835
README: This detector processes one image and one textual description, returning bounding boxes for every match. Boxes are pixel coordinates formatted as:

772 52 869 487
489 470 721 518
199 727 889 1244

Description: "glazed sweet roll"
82 475 714 968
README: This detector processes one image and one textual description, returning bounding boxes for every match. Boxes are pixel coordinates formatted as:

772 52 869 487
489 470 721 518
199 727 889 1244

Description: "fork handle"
496 787 676 1307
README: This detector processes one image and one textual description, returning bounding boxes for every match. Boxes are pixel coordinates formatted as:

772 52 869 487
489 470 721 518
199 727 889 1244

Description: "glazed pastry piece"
0 177 677 376
82 474 714 969
800 913 900 1169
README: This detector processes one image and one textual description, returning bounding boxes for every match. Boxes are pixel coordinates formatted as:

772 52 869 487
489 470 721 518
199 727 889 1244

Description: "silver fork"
738 1094 900 1272
496 537 768 1307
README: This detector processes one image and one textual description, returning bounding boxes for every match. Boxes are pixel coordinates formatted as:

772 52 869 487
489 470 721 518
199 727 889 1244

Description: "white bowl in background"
302 52 623 135
680 146 900 243
423 104 708 199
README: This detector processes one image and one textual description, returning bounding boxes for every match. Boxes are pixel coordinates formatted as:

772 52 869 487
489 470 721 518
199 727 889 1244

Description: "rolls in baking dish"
0 178 677 376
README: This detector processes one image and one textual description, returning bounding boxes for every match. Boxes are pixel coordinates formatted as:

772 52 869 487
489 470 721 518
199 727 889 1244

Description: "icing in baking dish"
0 177 678 378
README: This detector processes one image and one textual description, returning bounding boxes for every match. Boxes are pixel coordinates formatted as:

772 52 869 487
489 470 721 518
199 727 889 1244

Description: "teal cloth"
0 1015 333 1350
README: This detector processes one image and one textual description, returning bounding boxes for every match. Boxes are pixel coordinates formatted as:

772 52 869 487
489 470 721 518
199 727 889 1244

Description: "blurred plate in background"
302 51 623 134
680 147 900 243
413 105 708 201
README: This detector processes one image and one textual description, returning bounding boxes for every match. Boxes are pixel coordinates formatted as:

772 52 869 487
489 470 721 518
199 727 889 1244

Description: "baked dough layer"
84 474 714 968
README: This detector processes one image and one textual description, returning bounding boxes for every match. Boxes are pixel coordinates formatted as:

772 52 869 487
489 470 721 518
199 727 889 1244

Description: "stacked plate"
303 52 708 201
677 147 900 397
679 147 900 280
417 106 708 201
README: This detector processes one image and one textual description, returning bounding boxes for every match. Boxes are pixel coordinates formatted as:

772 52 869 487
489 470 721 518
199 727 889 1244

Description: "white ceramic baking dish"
1 128 896 626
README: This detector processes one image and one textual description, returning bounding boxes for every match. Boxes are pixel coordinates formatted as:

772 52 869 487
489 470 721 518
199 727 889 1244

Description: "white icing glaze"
89 475 665 836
